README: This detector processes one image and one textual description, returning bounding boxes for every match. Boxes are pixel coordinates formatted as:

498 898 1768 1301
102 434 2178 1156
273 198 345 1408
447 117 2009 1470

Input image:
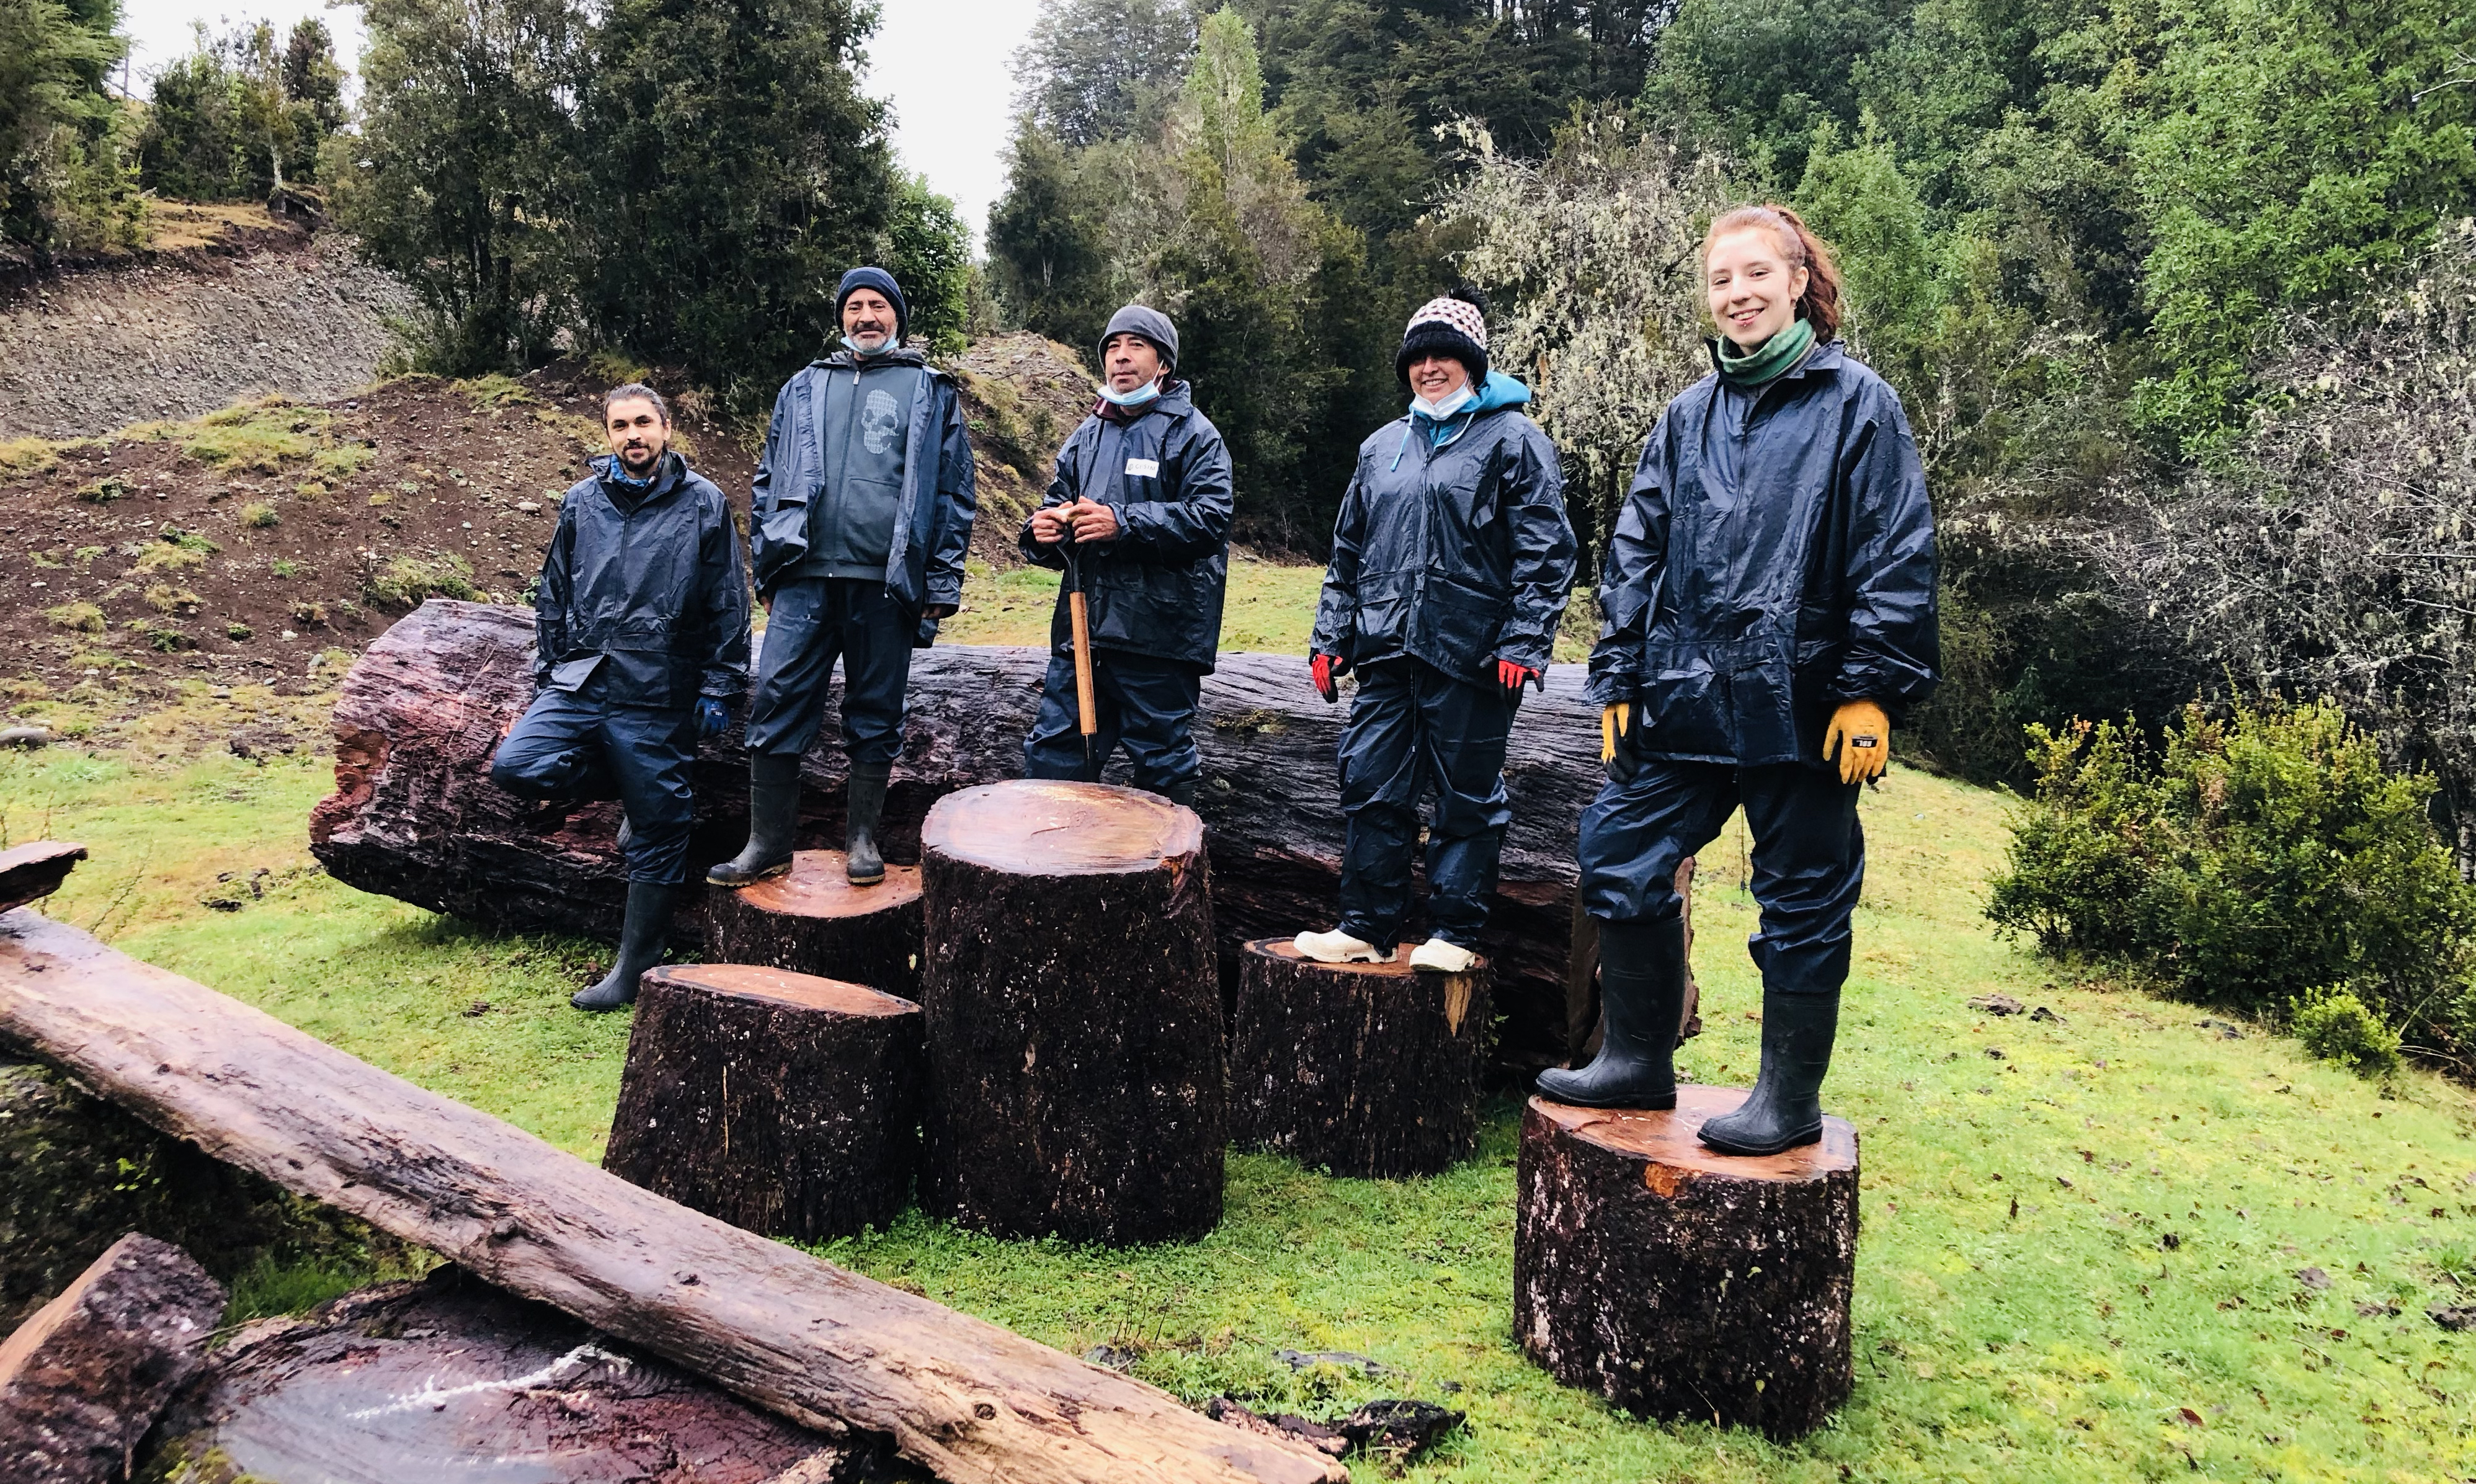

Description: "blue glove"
696 697 729 740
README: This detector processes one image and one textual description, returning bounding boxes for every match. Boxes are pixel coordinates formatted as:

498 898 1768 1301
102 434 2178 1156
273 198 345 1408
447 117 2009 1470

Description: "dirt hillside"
0 335 1093 710
0 213 417 440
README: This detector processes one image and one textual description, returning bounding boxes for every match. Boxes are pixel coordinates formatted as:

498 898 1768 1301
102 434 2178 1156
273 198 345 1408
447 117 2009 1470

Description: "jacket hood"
817 344 933 371
1468 368 1530 414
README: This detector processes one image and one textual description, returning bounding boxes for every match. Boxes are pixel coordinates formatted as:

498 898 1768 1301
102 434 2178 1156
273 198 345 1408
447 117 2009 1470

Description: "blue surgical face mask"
1098 376 1164 408
842 334 894 358
1410 382 1475 420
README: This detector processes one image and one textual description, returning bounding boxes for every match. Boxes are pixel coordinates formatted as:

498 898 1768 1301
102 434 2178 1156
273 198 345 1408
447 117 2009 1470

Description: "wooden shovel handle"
1069 590 1098 737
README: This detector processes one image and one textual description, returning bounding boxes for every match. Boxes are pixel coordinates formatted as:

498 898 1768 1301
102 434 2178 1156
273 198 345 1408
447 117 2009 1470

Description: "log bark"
706 851 924 997
1513 1090 1858 1439
0 1232 226 1484
604 964 925 1242
919 781 1224 1245
308 600 1606 1072
0 842 85 915
1229 940 1492 1178
141 1269 880 1484
0 905 1346 1484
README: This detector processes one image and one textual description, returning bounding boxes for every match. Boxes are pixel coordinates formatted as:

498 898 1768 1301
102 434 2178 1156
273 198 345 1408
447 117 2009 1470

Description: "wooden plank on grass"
0 905 1345 1484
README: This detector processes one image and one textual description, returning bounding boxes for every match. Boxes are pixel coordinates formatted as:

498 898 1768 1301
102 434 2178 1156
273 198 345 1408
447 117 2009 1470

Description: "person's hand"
922 602 957 621
1030 506 1070 544
1497 659 1538 695
1824 699 1890 784
697 697 729 740
1311 652 1340 703
1602 701 1636 783
1067 497 1120 542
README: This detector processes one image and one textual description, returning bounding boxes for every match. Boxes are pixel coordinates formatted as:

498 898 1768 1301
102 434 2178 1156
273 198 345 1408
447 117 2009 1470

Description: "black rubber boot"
1533 918 1686 1109
572 881 676 1012
1697 989 1840 1155
1162 778 1199 809
706 752 800 886
845 762 891 886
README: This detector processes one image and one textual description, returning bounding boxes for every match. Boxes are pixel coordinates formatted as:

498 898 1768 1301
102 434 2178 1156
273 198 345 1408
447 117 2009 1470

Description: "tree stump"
1229 939 1492 1178
919 781 1223 1245
706 851 924 997
603 964 925 1242
1513 1088 1858 1439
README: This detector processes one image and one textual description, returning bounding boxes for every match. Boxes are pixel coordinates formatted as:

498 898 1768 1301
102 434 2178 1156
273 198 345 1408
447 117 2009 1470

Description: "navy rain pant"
1022 649 1204 795
1579 758 1864 995
746 575 915 764
491 678 698 886
1334 657 1515 951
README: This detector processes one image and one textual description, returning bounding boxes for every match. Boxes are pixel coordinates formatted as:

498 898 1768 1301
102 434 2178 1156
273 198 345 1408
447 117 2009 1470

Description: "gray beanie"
1098 304 1178 370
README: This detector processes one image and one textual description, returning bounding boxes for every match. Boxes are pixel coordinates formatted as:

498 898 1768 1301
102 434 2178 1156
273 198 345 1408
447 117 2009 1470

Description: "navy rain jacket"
533 450 751 708
1311 371 1578 682
1018 380 1236 672
1588 339 1939 766
751 346 977 643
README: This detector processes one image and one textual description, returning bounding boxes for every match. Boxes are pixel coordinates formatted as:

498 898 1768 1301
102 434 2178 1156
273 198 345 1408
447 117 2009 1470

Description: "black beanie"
835 265 909 346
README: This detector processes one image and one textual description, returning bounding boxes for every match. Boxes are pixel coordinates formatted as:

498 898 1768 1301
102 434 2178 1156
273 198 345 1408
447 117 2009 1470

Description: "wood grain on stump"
1514 1089 1858 1439
604 964 925 1242
1230 938 1492 1178
706 851 924 997
919 781 1224 1245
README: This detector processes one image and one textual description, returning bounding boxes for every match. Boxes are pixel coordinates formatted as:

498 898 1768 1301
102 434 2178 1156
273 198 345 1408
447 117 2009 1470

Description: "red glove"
1496 659 1538 695
1310 652 1340 703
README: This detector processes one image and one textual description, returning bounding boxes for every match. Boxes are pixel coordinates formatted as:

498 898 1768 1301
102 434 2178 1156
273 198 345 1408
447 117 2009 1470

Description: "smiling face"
1102 332 1165 393
605 396 668 473
1409 353 1471 404
1704 225 1810 350
842 288 897 353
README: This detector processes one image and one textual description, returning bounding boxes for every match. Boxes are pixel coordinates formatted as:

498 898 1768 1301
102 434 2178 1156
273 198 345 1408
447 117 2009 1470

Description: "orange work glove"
1496 659 1538 695
1824 700 1890 784
1310 652 1340 703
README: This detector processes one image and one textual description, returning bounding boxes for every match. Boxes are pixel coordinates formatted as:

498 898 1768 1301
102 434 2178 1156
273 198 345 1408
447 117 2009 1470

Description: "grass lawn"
6 686 2475 1481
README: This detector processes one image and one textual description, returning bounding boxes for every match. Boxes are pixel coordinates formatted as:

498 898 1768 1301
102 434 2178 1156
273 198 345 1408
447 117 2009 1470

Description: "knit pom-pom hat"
1395 286 1489 383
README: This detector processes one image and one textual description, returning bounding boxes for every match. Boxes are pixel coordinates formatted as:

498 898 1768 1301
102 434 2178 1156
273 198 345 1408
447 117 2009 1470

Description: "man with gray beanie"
711 265 977 889
1018 304 1234 804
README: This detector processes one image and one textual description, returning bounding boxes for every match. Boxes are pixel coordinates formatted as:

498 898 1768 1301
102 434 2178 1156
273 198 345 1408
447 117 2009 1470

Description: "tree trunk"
309 600 1607 1073
919 781 1224 1245
1228 939 1492 1178
705 852 924 998
0 904 1345 1484
1513 1090 1858 1440
603 964 925 1243
0 842 84 915
141 1268 883 1484
0 1233 225 1484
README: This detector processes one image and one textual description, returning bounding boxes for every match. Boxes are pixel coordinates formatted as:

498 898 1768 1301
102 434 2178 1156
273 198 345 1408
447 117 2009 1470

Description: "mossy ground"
5 667 2474 1479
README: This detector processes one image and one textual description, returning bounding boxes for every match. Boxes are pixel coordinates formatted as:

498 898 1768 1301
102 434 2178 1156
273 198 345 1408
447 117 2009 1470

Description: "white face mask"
1410 382 1476 420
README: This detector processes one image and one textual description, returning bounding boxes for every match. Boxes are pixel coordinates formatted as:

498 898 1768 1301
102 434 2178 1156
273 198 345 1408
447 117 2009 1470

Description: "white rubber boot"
1294 928 1386 964
1409 936 1478 974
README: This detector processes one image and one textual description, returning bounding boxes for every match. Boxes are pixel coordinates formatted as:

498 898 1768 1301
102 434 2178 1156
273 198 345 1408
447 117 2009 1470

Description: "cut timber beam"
0 906 1345 1484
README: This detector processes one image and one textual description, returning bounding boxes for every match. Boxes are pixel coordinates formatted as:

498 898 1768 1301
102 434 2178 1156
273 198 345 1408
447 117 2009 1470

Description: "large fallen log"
0 905 1346 1484
308 600 1607 1071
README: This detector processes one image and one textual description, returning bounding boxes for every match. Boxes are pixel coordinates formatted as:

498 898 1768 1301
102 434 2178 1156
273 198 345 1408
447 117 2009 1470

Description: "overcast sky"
112 0 1040 251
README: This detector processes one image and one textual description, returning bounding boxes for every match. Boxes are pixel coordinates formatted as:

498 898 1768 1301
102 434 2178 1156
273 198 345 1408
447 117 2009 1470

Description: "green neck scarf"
1714 316 1815 387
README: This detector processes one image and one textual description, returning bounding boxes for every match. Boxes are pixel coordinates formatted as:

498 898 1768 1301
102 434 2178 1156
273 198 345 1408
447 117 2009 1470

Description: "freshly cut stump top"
1231 938 1492 1178
922 781 1205 875
1515 1088 1858 1439
731 855 923 919
919 781 1222 1245
706 853 924 997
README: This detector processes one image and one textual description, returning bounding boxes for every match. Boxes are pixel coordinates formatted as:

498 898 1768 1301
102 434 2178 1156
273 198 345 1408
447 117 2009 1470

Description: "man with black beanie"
1018 304 1234 804
711 266 977 888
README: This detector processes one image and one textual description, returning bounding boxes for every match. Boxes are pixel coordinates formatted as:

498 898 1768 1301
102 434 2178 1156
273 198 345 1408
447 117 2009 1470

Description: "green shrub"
2292 987 2403 1079
239 502 279 528
44 602 104 634
1987 698 2476 1065
75 474 129 504
362 553 478 608
225 621 253 641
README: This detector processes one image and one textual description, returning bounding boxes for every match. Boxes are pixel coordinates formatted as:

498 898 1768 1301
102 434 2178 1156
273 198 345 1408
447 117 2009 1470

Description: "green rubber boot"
572 881 677 1012
1696 989 1840 1155
707 752 801 886
845 762 891 886
1533 918 1686 1109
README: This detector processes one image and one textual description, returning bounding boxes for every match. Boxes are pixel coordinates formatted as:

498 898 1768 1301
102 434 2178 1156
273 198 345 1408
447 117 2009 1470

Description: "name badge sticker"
1124 457 1160 478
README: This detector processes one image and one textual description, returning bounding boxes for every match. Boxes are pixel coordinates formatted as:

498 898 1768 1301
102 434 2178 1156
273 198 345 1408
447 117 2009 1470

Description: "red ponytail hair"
1702 203 1843 343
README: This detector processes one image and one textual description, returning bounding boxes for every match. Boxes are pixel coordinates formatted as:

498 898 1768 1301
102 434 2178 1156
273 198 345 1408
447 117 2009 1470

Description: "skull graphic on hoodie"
861 388 901 455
